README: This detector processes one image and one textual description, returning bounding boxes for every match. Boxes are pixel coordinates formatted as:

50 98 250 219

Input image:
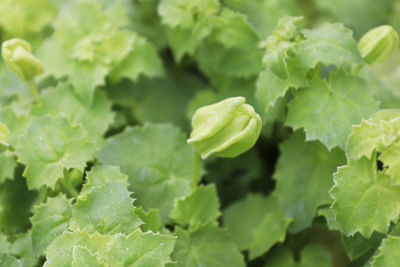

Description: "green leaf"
15 116 96 189
70 181 143 235
0 253 21 267
372 235 400 266
71 246 105 267
44 230 176 267
379 142 400 185
224 194 292 259
296 23 363 70
274 131 345 233
330 157 400 238
0 174 37 234
314 0 392 39
224 194 271 251
0 107 31 148
0 151 16 185
31 84 114 146
38 0 160 105
223 0 301 38
297 244 333 267
318 207 343 231
102 230 176 266
44 230 113 267
287 70 379 150
0 0 57 40
108 35 164 82
31 195 72 256
81 165 128 194
341 231 384 260
197 41 263 79
170 184 221 228
171 223 245 267
248 195 292 259
255 58 308 119
158 0 219 28
135 208 163 233
346 109 400 160
98 123 193 222
10 231 39 267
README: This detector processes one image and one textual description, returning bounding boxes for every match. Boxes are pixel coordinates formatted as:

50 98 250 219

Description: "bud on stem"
188 97 262 159
358 25 399 65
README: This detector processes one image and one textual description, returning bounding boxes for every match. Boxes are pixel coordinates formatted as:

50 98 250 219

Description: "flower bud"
0 122 9 152
358 25 399 65
188 97 262 159
2 38 44 82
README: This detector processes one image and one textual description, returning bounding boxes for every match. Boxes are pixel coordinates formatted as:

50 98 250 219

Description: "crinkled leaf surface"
44 230 175 267
15 116 96 189
346 109 400 160
330 157 400 238
98 123 193 222
70 181 143 235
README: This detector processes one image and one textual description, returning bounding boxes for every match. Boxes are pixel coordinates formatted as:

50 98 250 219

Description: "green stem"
28 80 41 105
60 176 78 198
191 150 201 190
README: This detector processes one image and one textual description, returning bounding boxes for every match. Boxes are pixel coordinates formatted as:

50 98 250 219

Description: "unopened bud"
2 38 44 82
358 25 399 65
188 97 262 159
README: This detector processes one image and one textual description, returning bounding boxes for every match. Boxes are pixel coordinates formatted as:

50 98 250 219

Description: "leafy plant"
0 0 400 266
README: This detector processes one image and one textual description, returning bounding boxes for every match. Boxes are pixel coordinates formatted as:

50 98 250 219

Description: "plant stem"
191 150 201 190
28 80 41 105
60 176 78 198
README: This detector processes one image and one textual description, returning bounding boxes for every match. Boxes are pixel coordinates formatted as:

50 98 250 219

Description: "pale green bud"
0 122 9 152
188 97 262 159
2 38 44 82
358 25 399 65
